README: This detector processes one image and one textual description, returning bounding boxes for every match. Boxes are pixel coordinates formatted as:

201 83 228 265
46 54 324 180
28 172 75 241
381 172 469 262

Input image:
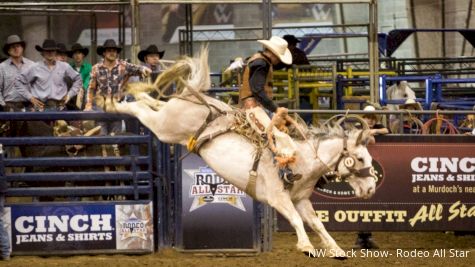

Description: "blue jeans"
93 105 124 136
0 195 10 258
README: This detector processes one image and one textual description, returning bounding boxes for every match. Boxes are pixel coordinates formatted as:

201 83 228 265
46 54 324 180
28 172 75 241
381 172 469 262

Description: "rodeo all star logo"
119 212 148 241
185 167 246 212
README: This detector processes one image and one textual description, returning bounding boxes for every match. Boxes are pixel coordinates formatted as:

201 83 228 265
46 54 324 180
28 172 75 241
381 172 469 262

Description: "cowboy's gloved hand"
276 107 288 118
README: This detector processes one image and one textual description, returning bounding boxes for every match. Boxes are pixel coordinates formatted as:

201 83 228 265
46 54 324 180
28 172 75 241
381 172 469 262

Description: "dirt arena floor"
1 231 474 267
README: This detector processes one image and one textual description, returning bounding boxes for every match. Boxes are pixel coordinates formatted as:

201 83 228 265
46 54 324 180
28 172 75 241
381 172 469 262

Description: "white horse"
386 81 417 132
386 81 416 110
106 48 378 257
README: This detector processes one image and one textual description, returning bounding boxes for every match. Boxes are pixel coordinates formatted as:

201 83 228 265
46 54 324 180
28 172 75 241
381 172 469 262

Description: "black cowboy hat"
67 43 89 57
3 35 26 55
96 39 122 56
35 39 58 52
57 43 68 54
283 34 301 45
137 45 165 62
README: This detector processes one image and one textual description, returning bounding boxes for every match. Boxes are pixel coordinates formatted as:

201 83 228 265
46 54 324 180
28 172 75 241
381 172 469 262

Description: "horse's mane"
308 124 345 140
127 46 211 98
308 123 364 143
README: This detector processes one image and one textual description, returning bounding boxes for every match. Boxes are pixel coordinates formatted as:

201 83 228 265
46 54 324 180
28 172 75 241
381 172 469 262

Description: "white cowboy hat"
257 36 292 65
399 98 422 110
363 105 381 121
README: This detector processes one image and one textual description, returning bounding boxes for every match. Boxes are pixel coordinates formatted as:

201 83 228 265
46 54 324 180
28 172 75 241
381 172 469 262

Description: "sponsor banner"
6 202 153 254
278 137 475 231
179 146 256 250
115 202 154 251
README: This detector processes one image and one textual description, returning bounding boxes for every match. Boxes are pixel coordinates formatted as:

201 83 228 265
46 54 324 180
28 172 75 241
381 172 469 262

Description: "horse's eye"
404 94 408 97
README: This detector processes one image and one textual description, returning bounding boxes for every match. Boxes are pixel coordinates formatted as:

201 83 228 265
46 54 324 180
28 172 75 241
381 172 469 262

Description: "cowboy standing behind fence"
130 44 165 84
239 36 302 184
0 35 34 112
15 39 82 112
68 43 92 110
84 39 151 135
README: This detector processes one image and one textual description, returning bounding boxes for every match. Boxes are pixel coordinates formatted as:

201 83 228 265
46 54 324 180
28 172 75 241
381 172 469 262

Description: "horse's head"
387 80 416 101
335 129 377 199
312 120 377 199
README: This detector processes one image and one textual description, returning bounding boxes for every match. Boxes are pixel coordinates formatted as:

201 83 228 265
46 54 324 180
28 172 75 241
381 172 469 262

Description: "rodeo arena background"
0 0 474 266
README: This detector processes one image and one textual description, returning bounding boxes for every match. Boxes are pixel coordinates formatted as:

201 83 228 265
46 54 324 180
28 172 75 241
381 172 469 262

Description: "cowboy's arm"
82 63 92 90
15 67 34 102
249 60 277 113
0 68 5 106
84 65 97 111
124 61 150 77
65 65 82 101
15 67 43 108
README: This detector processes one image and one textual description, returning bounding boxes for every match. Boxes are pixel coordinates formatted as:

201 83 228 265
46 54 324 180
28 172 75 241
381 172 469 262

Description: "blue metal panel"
4 156 150 167
0 136 149 146
7 186 152 197
6 171 151 182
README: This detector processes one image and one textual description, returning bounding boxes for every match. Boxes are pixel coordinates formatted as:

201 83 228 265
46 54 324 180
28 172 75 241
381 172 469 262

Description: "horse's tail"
154 45 210 95
126 45 210 98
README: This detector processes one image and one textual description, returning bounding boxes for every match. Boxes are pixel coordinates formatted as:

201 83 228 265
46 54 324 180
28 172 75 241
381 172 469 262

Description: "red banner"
278 136 475 231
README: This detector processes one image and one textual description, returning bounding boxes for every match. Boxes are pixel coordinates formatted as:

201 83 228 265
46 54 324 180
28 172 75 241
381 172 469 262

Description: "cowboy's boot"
354 232 379 249
281 167 302 185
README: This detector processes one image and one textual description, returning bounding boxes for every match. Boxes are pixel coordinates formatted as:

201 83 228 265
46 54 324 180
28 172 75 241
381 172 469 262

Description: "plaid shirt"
86 59 144 108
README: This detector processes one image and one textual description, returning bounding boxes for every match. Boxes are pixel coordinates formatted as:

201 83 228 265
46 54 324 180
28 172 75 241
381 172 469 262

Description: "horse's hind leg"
266 193 315 254
112 101 157 127
134 92 164 111
294 199 346 258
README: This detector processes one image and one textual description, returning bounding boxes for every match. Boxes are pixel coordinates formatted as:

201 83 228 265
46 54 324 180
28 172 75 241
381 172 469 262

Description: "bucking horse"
104 47 379 258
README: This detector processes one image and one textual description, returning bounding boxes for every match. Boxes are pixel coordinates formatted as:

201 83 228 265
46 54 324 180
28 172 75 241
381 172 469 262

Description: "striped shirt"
86 60 144 108
15 60 82 102
0 57 35 105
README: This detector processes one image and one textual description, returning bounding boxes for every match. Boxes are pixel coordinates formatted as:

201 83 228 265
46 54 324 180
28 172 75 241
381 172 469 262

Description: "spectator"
0 34 34 112
56 43 69 62
391 98 423 134
68 43 92 110
282 35 312 123
137 44 165 83
282 34 309 65
354 104 388 249
362 105 389 135
85 39 151 135
15 39 82 111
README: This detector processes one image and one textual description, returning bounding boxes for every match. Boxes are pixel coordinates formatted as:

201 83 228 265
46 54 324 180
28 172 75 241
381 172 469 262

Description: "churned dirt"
1 231 474 267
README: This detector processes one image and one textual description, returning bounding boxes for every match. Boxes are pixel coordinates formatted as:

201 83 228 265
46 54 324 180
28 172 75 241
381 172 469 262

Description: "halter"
312 135 378 183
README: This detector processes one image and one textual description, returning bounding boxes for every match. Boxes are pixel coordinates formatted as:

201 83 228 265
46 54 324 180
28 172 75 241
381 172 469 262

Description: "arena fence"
0 111 272 256
0 112 157 255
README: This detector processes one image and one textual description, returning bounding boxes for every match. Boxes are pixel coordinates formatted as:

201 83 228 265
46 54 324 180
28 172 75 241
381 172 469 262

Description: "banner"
4 201 153 254
278 136 475 231
178 146 258 250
